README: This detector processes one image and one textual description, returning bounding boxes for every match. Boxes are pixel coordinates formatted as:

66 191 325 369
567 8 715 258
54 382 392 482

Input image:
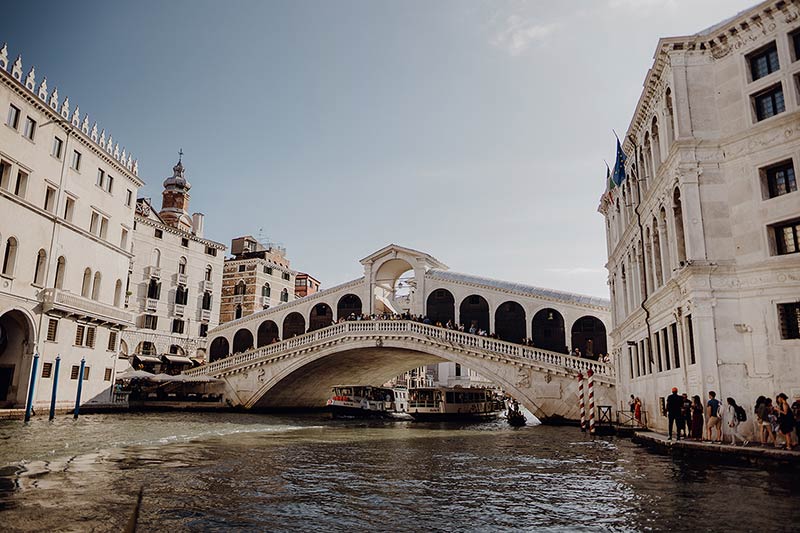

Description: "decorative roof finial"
178 148 183 164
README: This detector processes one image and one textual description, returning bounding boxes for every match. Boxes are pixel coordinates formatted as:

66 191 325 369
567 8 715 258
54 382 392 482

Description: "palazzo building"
0 44 142 408
121 156 225 369
599 0 800 430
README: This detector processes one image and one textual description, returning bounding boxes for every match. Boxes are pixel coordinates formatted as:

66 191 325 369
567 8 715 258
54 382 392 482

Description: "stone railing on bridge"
186 320 615 383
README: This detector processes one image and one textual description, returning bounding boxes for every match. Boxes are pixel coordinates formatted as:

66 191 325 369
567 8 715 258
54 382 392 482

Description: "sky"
2 0 757 299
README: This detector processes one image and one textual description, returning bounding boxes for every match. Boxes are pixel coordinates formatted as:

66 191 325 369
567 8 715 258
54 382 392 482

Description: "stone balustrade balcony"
176 273 188 285
40 288 134 327
202 280 213 292
145 298 159 312
200 309 212 322
174 303 185 317
146 266 161 280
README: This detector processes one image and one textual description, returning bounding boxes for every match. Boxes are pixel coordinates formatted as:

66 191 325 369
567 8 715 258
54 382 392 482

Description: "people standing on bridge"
690 395 704 440
628 394 636 419
665 387 683 441
634 397 642 425
706 391 723 443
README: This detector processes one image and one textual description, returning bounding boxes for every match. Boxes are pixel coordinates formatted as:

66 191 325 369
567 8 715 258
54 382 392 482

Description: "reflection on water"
0 412 798 532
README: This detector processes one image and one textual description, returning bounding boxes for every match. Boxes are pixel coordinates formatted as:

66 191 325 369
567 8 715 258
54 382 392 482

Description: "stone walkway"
633 430 800 465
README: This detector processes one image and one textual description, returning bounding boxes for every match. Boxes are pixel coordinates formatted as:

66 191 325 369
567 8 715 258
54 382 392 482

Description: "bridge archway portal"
373 258 415 314
426 289 454 325
209 337 229 362
337 294 362 320
283 312 306 339
309 303 333 332
571 316 607 358
532 308 566 354
257 320 280 347
459 294 489 333
495 301 526 344
233 329 254 354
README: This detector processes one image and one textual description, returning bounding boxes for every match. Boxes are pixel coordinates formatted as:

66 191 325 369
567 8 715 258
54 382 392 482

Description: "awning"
134 355 162 364
161 355 193 365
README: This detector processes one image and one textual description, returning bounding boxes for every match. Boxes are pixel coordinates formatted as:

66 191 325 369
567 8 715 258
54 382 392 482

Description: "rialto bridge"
194 245 614 421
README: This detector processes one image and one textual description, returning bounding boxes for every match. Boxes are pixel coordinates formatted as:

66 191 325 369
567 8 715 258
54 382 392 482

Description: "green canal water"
0 412 797 532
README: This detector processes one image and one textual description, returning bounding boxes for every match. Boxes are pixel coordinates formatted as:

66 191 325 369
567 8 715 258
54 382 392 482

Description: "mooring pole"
73 357 86 420
587 369 596 435
577 372 585 432
49 355 61 421
24 353 40 422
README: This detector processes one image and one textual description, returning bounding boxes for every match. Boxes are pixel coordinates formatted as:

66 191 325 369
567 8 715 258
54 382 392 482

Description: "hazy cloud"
490 14 558 56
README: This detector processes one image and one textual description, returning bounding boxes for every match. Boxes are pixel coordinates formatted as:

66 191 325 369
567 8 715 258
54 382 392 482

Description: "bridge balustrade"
187 320 615 380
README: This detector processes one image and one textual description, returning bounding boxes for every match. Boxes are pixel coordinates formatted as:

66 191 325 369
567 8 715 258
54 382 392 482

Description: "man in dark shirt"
665 387 684 440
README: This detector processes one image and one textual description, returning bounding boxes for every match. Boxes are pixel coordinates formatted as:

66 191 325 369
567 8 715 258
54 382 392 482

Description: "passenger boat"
407 387 502 421
326 385 410 418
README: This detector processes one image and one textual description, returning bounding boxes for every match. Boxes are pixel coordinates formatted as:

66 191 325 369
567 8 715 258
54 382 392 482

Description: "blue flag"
612 137 627 186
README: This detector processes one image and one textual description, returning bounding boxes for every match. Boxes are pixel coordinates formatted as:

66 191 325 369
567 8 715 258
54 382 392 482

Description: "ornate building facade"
599 0 800 431
121 157 225 368
0 43 142 408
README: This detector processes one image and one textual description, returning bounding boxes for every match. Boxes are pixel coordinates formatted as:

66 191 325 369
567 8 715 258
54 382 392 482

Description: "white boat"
326 385 411 418
408 387 502 421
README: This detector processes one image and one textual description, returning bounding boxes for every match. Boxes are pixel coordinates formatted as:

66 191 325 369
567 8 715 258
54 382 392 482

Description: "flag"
611 137 627 186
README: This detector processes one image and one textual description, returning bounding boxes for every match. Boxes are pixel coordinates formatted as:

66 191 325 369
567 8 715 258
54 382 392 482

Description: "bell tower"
159 150 193 231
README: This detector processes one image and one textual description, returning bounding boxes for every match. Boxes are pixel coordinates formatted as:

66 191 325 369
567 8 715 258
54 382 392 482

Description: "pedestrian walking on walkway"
706 391 723 443
726 397 748 446
690 395 704 440
666 387 683 440
776 393 796 450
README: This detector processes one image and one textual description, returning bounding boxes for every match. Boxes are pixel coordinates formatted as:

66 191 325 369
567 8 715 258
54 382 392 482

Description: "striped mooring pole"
587 369 596 434
577 372 586 432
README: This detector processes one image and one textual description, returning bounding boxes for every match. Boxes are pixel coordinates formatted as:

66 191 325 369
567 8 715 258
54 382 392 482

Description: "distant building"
0 44 142 408
294 272 320 298
599 1 800 431
219 236 297 325
121 156 225 370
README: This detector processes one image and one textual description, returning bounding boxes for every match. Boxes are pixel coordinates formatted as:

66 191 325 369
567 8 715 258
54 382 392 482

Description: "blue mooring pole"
49 355 61 421
73 357 85 420
24 353 39 422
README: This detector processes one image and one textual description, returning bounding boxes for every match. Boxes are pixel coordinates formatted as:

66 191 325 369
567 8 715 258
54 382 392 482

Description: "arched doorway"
209 337 229 362
531 308 566 353
373 258 414 314
495 301 526 343
337 294 362 320
426 289 454 325
0 309 34 406
283 312 306 339
257 320 280 347
232 329 254 353
571 316 607 358
459 295 489 333
308 303 333 331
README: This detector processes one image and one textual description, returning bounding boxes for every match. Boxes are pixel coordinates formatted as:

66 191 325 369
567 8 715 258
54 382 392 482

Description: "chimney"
192 212 205 238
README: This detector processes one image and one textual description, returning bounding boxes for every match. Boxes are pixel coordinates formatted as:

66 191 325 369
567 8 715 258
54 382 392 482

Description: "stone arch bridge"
195 245 614 421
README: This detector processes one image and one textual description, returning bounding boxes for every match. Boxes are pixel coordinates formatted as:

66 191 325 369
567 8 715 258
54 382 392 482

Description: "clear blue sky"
2 0 755 298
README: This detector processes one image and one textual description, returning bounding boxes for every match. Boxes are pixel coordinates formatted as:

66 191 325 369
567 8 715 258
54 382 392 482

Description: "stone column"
678 170 707 260
657 217 671 284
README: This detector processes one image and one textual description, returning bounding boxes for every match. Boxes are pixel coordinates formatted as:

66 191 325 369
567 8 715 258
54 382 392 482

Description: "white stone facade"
599 0 800 431
0 45 143 409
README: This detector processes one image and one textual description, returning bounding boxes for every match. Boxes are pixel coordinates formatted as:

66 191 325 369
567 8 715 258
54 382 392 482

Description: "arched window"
673 188 687 265
235 304 243 319
262 283 271 297
234 281 246 295
81 268 92 297
55 256 66 289
176 285 188 305
147 278 161 300
651 217 663 288
2 237 18 277
665 88 675 143
202 291 212 310
114 279 123 307
659 206 671 280
643 132 653 182
178 256 187 275
205 265 212 281
33 248 47 285
651 117 661 174
91 271 102 300
280 288 289 302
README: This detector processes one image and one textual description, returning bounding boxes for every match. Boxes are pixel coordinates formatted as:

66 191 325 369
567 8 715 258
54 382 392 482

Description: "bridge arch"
459 294 489 332
570 315 607 358
495 301 526 344
531 308 566 353
309 303 333 331
233 329 254 354
337 294 362 319
257 320 280 347
426 288 455 325
209 337 229 362
283 312 306 339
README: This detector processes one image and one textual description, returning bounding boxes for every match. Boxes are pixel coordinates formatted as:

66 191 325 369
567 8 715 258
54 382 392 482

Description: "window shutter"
70 365 80 379
85 327 96 348
107 330 117 351
75 325 85 346
47 319 58 342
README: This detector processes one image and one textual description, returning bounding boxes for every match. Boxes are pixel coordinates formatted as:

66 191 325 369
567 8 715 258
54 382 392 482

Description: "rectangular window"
794 31 800 62
105 175 113 193
754 84 785 121
90 212 100 235
654 330 662 372
264 266 272 275
6 104 20 129
46 318 59 342
75 324 85 346
120 228 128 249
205 246 217 256
104 368 112 381
52 136 64 159
85 326 96 348
83 366 90 380
100 217 108 239
686 314 696 364
778 303 800 339
107 330 117 351
238 265 246 272
23 116 36 141
44 186 56 212
670 323 680 369
749 43 779 81
282 272 291 281
199 323 209 338
774 219 800 255
765 161 797 198
70 365 80 380
628 347 634 379
662 327 671 371
14 170 27 198
143 314 158 330
96 168 105 188
0 160 8 189
154 229 163 239
71 150 81 171
181 237 189 247
125 189 132 207
41 362 53 379
64 196 75 222
172 319 185 334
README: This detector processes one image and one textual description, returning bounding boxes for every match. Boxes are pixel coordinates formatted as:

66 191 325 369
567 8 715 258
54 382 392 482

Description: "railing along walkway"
186 320 615 382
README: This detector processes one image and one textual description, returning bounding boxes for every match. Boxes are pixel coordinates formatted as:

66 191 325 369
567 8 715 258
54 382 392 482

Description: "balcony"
145 298 159 312
260 296 270 308
146 266 161 280
202 279 213 292
176 273 188 285
200 309 212 322
232 294 244 304
40 288 134 327
174 303 185 317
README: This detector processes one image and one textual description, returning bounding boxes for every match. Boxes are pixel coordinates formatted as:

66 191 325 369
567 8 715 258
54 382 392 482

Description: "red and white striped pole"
577 372 586 431
587 369 596 434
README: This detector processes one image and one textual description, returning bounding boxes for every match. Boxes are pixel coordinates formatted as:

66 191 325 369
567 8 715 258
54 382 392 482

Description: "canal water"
0 412 798 532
